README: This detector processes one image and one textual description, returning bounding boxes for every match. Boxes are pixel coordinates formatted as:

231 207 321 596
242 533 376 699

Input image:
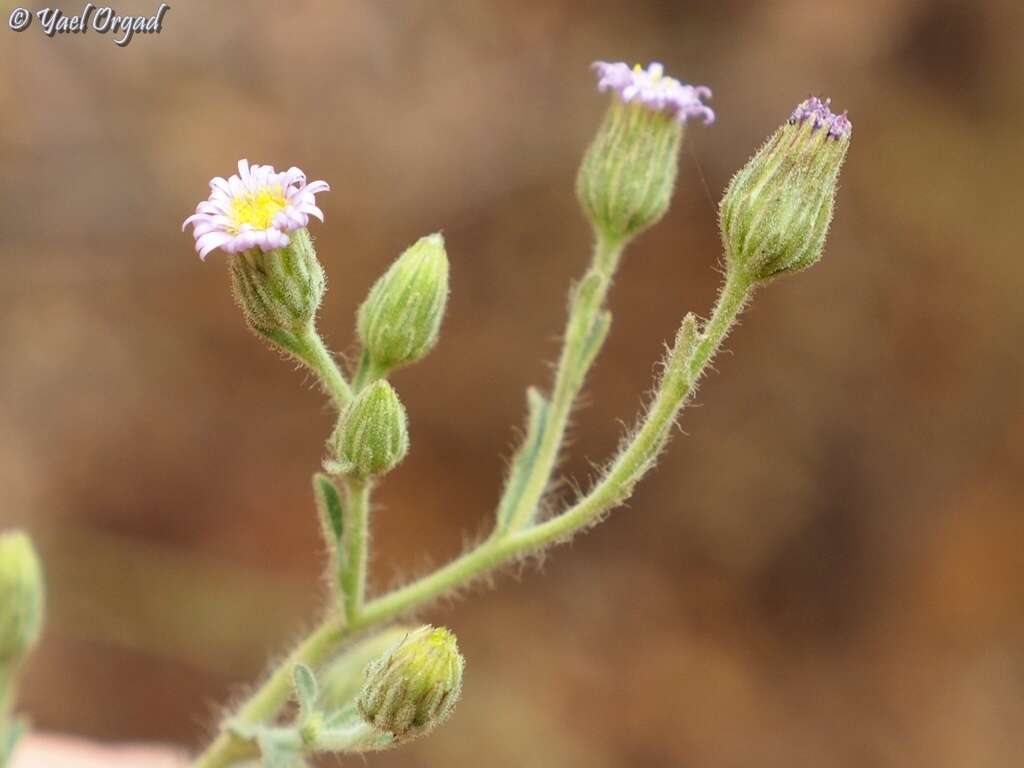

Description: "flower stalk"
495 230 621 534
291 326 353 411
340 478 372 623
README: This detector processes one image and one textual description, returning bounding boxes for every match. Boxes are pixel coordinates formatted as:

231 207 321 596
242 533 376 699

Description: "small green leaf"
577 309 612 379
669 312 701 383
257 728 302 768
293 663 319 717
495 387 549 530
313 473 344 543
566 274 604 348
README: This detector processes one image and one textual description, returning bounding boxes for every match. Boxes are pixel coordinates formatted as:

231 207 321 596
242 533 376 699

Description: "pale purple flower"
182 159 329 260
789 97 852 140
592 61 715 125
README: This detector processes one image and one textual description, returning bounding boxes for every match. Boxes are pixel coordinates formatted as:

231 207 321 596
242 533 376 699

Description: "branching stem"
190 269 753 768
496 231 623 533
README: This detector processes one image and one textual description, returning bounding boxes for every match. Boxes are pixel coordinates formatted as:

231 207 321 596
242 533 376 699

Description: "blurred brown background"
2 0 1023 765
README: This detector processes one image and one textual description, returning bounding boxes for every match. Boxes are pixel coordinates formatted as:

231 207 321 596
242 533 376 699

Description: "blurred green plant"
0 531 44 767
6 62 847 768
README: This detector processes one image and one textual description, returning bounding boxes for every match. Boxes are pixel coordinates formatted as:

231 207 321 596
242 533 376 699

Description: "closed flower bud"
230 227 325 338
720 97 852 282
357 626 464 740
578 61 714 240
0 532 44 665
357 234 449 374
327 380 409 479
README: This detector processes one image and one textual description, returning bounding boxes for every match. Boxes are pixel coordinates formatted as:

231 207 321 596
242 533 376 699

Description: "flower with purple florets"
592 61 715 125
789 97 851 140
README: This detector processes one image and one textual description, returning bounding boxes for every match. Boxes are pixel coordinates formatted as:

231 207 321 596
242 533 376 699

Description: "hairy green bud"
577 100 682 240
229 228 325 339
327 380 409 479
357 234 449 374
720 97 851 282
357 625 464 740
0 532 44 665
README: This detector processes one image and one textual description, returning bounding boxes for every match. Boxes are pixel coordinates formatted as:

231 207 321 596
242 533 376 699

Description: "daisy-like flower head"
183 159 329 259
592 61 715 125
789 96 852 140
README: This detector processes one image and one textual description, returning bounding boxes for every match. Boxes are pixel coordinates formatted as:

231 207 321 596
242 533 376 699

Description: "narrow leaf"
496 387 549 529
577 309 612 379
293 663 319 717
313 473 344 543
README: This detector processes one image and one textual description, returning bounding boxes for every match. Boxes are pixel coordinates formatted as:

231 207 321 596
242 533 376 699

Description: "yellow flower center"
634 62 662 82
230 187 287 231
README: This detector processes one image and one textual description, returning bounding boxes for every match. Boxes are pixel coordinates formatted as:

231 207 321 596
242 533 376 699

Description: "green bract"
229 228 325 337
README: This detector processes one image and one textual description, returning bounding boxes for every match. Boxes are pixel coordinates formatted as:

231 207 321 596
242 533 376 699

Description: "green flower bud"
577 100 682 240
229 228 325 339
578 62 714 240
0 532 44 665
357 626 464 741
326 380 409 479
357 234 449 374
720 97 852 283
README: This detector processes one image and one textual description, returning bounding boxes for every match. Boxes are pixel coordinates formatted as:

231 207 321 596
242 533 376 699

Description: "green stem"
496 232 624 533
192 271 752 768
293 327 354 411
351 350 387 392
314 719 389 752
358 272 753 628
191 617 347 768
517 273 752 546
340 478 372 623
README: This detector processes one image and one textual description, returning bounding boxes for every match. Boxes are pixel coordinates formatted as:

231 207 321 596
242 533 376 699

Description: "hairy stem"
313 719 388 752
340 478 372 623
358 271 753 626
496 231 624 533
191 617 346 768
293 327 353 411
192 271 752 768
